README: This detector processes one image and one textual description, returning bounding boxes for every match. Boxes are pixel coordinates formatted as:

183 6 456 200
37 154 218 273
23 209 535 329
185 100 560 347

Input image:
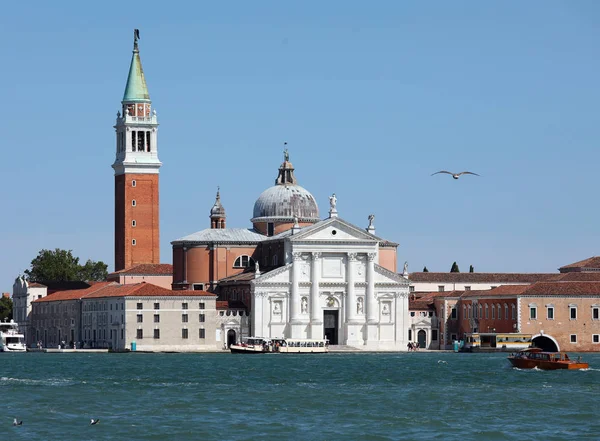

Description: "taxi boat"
508 347 588 370
230 337 270 354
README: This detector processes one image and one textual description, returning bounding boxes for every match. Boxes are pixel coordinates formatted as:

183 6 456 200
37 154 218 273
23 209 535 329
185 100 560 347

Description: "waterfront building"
408 272 556 294
172 156 410 349
30 282 217 351
113 30 161 271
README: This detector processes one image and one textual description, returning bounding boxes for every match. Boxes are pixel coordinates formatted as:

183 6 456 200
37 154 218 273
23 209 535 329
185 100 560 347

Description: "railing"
117 115 158 125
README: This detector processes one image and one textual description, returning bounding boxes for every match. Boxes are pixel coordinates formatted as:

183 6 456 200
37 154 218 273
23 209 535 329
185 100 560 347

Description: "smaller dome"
210 188 225 218
252 184 319 222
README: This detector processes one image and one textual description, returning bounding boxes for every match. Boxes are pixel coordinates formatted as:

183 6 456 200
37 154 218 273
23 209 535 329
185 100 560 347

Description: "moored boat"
0 320 27 352
508 348 588 370
230 337 270 354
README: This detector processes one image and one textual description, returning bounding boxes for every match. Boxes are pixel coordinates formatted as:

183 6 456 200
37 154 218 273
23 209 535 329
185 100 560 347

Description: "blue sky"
2 1 600 290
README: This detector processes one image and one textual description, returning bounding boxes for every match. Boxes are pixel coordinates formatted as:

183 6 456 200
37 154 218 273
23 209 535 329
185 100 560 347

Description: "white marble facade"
251 218 409 350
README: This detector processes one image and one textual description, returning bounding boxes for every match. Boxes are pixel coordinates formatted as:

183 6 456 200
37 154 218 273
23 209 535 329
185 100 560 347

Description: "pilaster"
310 252 323 339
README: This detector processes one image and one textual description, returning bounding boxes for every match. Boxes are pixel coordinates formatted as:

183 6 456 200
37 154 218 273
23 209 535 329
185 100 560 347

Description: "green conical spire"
122 29 150 103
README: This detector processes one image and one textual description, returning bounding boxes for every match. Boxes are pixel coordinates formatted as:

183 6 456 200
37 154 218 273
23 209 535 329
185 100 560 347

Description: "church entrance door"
227 330 237 348
323 311 338 344
417 330 426 349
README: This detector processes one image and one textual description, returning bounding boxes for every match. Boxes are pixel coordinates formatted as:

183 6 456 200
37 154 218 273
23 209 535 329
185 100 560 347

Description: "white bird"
90 419 100 425
13 418 23 426
431 171 480 179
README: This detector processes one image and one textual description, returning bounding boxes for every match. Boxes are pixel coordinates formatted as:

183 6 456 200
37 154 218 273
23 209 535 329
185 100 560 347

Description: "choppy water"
2 352 600 440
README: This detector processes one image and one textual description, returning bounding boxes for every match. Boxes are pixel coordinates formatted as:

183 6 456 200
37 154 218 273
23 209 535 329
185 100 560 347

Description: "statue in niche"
301 297 308 313
329 193 337 210
273 302 281 315
382 303 390 315
357 297 364 314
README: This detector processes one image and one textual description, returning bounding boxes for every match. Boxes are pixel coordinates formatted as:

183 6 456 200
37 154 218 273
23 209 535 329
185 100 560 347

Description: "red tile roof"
522 281 600 296
34 282 215 302
34 282 113 302
463 285 530 297
408 272 556 284
555 272 600 282
28 282 46 288
559 257 600 271
109 264 173 276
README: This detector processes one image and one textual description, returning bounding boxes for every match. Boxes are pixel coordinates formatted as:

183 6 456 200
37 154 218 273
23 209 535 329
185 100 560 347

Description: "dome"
252 184 320 222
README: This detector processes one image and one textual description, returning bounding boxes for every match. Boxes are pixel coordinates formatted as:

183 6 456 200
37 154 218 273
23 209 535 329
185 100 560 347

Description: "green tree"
0 296 13 321
469 265 474 273
423 266 429 272
24 249 108 282
450 262 460 273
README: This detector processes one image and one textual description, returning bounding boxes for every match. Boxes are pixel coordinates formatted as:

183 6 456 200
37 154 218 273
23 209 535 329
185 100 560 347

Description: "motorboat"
508 347 588 370
0 320 27 352
230 337 270 354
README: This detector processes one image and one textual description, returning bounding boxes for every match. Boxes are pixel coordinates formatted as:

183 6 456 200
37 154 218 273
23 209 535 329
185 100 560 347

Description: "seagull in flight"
90 418 100 425
13 418 23 426
431 171 480 179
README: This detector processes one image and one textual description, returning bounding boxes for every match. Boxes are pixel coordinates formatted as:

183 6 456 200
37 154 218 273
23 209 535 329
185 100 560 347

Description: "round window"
331 230 337 236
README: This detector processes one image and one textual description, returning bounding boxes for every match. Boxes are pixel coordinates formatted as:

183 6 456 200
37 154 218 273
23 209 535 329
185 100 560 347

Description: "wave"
0 376 77 386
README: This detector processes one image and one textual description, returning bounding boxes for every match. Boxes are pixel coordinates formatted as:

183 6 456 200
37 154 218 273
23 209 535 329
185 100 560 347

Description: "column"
346 253 357 322
290 252 302 323
310 252 321 322
366 252 377 323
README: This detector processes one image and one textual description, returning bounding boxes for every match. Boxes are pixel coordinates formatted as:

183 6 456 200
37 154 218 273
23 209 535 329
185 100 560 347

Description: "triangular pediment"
252 264 292 285
290 217 381 243
375 265 410 285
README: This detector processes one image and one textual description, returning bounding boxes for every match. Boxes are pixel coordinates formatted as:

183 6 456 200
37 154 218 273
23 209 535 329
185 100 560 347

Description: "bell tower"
112 29 161 271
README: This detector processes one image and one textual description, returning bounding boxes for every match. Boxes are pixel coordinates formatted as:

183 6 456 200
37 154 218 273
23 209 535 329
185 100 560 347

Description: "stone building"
107 263 173 289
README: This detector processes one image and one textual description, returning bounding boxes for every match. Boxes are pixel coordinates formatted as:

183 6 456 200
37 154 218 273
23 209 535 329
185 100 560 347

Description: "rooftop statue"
329 193 337 210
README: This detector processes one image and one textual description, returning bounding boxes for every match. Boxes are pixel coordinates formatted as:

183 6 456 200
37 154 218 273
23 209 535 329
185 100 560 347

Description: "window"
154 329 160 339
485 304 489 319
512 305 516 320
438 286 445 292
272 255 278 266
504 304 509 320
154 303 160 310
451 333 457 342
497 304 501 319
451 308 457 319
233 255 253 268
132 200 136 207
467 305 471 319
193 284 204 291
132 220 136 227
146 131 151 152
570 334 577 343
137 303 143 310
593 307 600 320
199 314 205 323
199 302 205 310
199 328 206 339
182 314 188 323
432 330 438 341
182 303 188 310
121 329 124 339
267 222 274 237
182 328 188 339
594 335 599 344
570 306 577 320
410 312 415 317
132 180 136 187
479 305 483 319
530 307 537 320
137 329 143 339
132 239 136 246
154 314 160 323
547 306 554 320
492 304 495 319
137 314 143 323
463 305 466 320
464 286 471 291
409 286 415 293
131 130 136 151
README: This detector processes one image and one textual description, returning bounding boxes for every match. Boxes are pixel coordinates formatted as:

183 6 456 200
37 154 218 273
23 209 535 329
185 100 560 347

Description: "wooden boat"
508 348 588 370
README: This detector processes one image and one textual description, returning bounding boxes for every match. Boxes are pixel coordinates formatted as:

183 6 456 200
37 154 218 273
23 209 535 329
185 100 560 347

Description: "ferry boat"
230 337 329 354
508 348 588 370
0 320 27 352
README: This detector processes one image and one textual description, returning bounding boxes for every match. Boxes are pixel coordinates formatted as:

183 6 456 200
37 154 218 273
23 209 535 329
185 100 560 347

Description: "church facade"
172 156 410 349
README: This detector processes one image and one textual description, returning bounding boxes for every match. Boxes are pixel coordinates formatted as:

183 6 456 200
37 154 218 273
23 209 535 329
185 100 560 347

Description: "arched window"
463 305 466 319
479 305 483 319
467 305 471 319
485 304 489 319
511 304 516 320
497 304 501 320
233 255 254 268
504 303 509 320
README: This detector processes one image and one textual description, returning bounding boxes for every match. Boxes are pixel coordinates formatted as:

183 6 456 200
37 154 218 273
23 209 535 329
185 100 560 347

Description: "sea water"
2 352 600 440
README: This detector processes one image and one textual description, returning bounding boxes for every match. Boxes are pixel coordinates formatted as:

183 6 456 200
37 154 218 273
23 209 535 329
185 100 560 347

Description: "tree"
0 296 12 321
469 265 474 273
450 262 460 273
24 248 108 282
423 266 429 272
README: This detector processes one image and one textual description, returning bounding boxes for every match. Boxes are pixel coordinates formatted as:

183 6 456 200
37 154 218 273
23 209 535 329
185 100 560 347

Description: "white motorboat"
0 320 27 352
230 337 329 354
230 337 270 354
